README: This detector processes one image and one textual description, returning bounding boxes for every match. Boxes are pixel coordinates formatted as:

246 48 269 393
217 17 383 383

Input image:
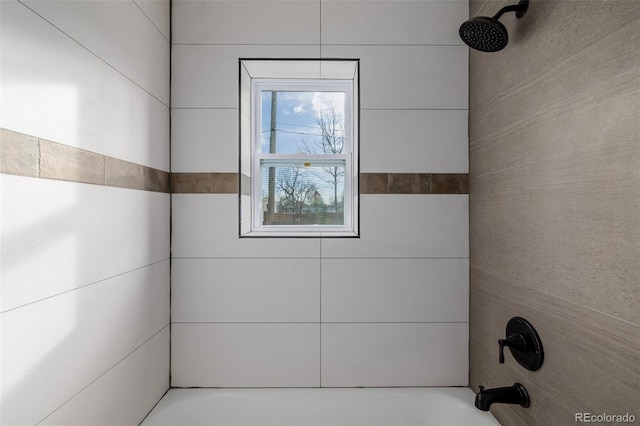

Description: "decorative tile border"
170 173 238 194
1 128 169 193
171 172 468 194
2 128 468 195
361 173 468 194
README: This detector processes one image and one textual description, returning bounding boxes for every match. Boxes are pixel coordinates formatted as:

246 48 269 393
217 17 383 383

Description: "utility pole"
267 92 277 224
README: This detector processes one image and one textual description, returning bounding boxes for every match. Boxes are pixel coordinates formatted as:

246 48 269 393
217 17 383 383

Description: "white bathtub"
141 388 500 426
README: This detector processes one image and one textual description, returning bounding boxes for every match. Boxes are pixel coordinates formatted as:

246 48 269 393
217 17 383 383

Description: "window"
239 60 359 237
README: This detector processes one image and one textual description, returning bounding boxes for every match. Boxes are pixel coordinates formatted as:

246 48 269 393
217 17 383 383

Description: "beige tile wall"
469 0 640 424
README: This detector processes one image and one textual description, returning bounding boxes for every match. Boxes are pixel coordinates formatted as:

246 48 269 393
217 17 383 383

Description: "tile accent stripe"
171 172 468 194
2 129 468 195
1 128 170 193
171 173 238 194
361 173 468 194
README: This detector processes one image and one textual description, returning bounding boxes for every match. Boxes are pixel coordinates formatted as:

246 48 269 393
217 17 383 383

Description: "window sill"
240 230 359 238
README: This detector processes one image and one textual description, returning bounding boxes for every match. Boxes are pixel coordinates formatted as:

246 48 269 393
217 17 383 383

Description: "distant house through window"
239 60 359 237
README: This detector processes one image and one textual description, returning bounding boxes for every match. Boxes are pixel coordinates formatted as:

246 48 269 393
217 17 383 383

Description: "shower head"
459 0 529 52
459 17 508 52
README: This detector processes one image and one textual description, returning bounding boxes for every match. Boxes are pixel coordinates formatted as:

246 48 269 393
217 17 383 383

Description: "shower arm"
492 0 529 20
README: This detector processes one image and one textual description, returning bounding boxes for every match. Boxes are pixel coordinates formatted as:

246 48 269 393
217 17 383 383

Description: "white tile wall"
0 1 170 171
170 0 469 388
321 323 468 387
22 0 170 105
172 194 320 258
173 0 320 45
172 45 320 109
134 0 171 42
172 258 320 323
321 0 468 46
361 109 469 173
172 323 320 387
322 259 469 323
41 327 170 426
321 195 469 259
322 45 468 110
1 175 170 312
171 109 238 173
1 1 170 423
1 261 169 425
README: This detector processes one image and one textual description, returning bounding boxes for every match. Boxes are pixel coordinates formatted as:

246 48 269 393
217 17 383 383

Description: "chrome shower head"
459 0 529 52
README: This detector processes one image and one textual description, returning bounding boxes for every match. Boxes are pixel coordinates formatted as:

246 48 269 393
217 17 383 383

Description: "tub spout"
474 383 530 411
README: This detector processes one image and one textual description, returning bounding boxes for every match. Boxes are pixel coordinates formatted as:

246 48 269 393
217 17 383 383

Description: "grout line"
37 138 42 178
319 237 323 387
16 0 170 110
361 108 468 111
171 107 238 110
132 0 170 44
169 107 468 111
35 324 170 425
319 0 322 58
172 322 320 325
168 0 173 393
172 43 321 47
171 257 470 260
0 259 171 315
138 387 171 425
171 43 466 47
171 321 469 325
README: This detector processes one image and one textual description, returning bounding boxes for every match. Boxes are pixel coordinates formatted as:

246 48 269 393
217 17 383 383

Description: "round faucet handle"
499 317 545 371
498 333 528 363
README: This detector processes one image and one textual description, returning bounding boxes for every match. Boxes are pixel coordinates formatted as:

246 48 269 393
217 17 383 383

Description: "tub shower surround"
0 0 170 425
469 0 640 425
170 0 470 388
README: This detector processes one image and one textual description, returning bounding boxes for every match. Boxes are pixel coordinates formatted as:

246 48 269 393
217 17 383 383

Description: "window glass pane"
260 161 345 226
261 91 346 155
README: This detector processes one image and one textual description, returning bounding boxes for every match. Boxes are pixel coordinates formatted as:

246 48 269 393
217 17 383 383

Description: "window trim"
239 59 360 238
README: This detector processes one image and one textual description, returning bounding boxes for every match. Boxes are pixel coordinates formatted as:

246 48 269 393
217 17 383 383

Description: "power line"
274 121 321 129
261 129 322 137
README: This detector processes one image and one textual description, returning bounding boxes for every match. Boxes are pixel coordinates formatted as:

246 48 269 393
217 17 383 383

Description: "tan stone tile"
470 269 640 426
360 173 388 194
430 174 468 194
105 157 144 190
170 173 212 193
144 167 170 193
211 173 238 194
0 128 39 177
388 173 422 194
39 140 104 185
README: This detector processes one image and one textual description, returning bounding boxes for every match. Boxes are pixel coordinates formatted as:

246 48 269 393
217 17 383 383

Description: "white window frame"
239 60 359 238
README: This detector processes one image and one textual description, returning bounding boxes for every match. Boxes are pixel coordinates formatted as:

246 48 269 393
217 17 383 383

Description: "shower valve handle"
498 333 528 363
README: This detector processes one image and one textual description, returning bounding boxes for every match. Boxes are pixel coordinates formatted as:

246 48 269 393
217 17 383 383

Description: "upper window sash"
251 79 354 156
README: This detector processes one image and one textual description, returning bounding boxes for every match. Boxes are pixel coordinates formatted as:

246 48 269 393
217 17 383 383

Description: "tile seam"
35 324 170 425
15 0 170 109
0 259 171 315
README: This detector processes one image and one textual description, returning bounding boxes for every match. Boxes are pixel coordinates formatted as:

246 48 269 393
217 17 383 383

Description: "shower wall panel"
0 1 171 424
170 0 471 388
469 1 640 424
